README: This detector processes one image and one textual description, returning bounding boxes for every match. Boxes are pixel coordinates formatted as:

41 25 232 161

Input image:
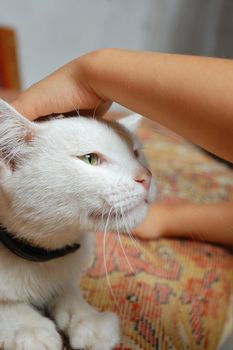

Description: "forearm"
163 202 233 245
12 48 233 162
79 49 233 162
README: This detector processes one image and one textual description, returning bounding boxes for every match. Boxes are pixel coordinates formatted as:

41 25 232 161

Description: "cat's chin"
117 200 149 231
88 200 148 232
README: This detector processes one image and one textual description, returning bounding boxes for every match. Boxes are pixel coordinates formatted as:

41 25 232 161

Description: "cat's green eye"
80 153 100 166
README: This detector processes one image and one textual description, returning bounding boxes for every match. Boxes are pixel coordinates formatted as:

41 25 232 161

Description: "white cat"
0 99 156 350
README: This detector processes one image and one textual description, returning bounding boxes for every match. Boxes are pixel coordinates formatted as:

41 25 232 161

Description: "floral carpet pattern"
65 120 233 350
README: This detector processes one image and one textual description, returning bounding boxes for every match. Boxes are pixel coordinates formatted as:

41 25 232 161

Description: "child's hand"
11 48 233 162
133 203 171 240
12 51 112 120
133 202 233 246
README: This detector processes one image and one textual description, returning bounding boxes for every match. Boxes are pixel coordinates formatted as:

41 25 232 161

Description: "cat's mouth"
88 200 147 221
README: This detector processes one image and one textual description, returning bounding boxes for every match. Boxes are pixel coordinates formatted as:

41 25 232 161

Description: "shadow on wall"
146 0 233 58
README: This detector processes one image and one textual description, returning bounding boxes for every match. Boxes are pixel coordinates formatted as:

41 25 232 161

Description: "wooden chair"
0 27 21 96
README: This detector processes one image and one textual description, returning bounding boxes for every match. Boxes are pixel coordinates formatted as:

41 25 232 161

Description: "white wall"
1 0 232 88
0 0 158 88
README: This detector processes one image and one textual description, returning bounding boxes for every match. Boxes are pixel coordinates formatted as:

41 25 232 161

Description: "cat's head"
0 99 156 249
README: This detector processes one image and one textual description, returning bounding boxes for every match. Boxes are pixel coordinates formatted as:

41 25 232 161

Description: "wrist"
75 49 115 99
76 48 140 105
157 203 189 239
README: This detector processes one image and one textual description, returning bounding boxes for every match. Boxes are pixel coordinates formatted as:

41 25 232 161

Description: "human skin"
11 49 233 245
133 202 233 245
12 48 233 163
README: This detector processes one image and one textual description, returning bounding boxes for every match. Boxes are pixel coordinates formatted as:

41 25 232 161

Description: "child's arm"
13 49 233 162
133 201 233 246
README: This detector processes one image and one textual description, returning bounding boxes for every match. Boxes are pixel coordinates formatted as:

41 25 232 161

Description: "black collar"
0 225 80 262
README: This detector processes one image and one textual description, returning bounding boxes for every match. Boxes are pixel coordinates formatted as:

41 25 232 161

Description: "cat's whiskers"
115 208 134 274
71 100 81 118
119 208 146 329
74 107 81 118
103 207 122 316
120 207 141 254
92 97 105 119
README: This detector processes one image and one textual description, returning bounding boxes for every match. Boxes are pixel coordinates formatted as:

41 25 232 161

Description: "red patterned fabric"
0 27 21 90
77 120 233 350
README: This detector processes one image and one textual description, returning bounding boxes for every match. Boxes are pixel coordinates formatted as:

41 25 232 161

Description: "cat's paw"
1 321 62 350
68 311 120 350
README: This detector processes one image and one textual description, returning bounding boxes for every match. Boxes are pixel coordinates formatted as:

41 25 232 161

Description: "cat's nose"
134 168 152 190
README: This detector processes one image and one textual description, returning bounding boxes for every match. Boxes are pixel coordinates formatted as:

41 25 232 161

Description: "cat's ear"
0 99 35 169
118 113 142 133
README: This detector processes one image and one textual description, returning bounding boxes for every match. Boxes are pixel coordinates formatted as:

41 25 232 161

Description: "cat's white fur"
0 99 156 350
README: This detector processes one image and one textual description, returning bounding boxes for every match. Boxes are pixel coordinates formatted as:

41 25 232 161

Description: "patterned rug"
67 119 233 349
